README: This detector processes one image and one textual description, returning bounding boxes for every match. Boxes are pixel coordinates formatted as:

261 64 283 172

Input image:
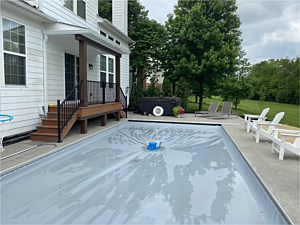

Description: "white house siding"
46 40 64 104
120 54 130 103
112 0 130 102
0 9 45 137
112 0 128 35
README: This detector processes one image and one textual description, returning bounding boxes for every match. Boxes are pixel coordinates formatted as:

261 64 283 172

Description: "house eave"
97 16 134 45
4 0 57 23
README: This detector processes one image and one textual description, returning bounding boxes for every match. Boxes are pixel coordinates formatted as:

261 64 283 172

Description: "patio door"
65 53 79 100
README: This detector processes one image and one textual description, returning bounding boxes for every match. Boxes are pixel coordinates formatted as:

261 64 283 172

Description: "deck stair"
30 106 77 142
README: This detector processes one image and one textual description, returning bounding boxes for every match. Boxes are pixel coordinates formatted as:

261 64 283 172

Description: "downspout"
43 34 48 114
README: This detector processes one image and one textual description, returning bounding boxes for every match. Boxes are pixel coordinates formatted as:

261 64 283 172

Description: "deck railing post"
125 95 128 118
57 100 62 143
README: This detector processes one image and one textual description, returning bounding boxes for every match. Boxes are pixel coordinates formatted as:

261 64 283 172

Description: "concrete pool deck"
1 112 299 224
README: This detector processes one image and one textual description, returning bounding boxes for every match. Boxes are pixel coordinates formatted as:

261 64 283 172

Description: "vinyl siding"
0 9 45 137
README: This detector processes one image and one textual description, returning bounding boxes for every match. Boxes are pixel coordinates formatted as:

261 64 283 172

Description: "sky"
139 0 300 64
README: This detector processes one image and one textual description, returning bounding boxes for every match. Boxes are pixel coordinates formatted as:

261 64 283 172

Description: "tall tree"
164 0 243 110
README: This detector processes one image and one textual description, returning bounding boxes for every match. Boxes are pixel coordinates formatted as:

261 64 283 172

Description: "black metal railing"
87 81 116 104
120 87 128 118
57 81 82 143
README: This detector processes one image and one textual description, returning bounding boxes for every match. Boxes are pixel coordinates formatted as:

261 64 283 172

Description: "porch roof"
43 22 131 55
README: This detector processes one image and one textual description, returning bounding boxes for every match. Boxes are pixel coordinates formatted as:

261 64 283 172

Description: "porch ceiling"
43 22 130 55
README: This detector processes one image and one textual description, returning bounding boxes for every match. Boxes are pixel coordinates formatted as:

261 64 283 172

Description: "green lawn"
187 96 300 128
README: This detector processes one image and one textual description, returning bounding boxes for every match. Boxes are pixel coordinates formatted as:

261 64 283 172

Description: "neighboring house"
145 70 164 92
0 0 133 142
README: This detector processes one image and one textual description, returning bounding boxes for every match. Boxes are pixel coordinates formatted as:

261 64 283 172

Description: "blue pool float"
147 141 162 150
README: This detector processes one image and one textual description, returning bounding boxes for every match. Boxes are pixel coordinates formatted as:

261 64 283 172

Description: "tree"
248 57 299 104
220 76 252 109
145 76 160 97
162 78 172 97
164 0 243 110
98 0 112 21
175 77 190 109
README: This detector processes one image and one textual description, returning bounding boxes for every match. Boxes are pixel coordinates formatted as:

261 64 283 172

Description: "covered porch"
30 23 131 142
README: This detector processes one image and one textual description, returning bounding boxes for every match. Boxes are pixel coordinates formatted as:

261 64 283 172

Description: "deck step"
46 112 58 119
36 125 58 134
30 132 58 142
42 118 58 126
30 111 77 142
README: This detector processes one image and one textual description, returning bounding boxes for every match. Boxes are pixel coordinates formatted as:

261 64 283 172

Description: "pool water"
0 121 289 224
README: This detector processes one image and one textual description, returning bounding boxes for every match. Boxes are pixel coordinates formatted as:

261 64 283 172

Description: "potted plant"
173 106 185 118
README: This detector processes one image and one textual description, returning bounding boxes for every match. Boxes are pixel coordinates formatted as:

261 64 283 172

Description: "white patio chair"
244 108 270 133
272 129 300 160
251 112 284 143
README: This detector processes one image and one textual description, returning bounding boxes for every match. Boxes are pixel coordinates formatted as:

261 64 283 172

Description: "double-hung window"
63 0 86 20
100 55 107 88
108 58 114 88
3 18 26 86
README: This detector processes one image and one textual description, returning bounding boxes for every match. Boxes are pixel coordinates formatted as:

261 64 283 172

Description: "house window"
77 0 86 20
100 55 106 84
63 0 86 20
3 18 26 85
64 0 73 11
108 58 114 88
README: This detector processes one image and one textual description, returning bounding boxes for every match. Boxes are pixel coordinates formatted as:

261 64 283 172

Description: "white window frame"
108 57 115 86
100 55 107 83
63 0 86 20
100 55 115 85
2 17 27 87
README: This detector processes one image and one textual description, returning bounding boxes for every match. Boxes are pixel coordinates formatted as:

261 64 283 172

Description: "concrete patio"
1 112 299 224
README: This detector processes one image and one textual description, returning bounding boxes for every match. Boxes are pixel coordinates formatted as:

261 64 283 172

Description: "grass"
187 96 300 128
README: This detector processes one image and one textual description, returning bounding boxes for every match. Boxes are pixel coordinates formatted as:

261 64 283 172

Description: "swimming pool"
0 121 290 224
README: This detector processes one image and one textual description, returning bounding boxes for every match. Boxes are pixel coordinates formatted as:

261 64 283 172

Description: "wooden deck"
30 102 123 142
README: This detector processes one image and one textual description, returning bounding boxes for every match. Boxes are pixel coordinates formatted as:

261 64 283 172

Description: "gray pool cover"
0 122 289 224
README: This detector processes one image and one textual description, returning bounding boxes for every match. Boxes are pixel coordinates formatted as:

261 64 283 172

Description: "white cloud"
139 0 300 64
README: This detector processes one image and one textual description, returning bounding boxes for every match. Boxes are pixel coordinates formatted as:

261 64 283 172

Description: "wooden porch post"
115 56 121 121
115 56 121 102
79 40 88 107
79 39 88 134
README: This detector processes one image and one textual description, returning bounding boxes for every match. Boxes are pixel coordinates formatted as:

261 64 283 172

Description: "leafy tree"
128 83 143 111
145 77 160 97
164 0 243 110
175 77 190 109
98 0 112 21
248 57 299 104
162 78 172 97
220 76 252 109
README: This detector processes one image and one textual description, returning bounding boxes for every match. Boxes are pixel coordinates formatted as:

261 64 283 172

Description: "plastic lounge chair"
251 112 284 143
195 102 219 117
271 129 300 160
244 108 270 133
214 102 238 118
